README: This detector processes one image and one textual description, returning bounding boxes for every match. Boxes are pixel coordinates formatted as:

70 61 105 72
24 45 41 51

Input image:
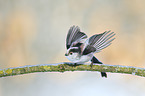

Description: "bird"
65 25 115 77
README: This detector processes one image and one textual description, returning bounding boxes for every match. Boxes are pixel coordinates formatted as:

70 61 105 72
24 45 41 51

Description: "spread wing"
89 30 115 52
66 25 87 49
83 30 115 54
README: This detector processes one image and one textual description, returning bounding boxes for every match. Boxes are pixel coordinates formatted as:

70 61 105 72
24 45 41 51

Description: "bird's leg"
90 62 93 68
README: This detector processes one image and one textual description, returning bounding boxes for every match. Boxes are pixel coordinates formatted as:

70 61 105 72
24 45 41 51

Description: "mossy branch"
0 62 145 78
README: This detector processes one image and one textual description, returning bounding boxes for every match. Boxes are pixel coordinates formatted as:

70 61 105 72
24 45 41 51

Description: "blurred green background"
0 0 145 96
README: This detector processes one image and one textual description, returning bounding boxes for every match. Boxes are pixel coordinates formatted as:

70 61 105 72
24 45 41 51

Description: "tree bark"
0 62 145 78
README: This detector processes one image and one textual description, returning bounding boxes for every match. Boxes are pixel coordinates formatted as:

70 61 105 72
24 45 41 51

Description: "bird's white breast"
66 53 93 63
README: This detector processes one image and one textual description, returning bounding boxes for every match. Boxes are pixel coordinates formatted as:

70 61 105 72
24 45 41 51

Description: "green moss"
0 70 4 77
5 69 12 75
43 66 51 71
0 63 145 78
29 66 38 72
135 69 145 77
77 65 88 71
13 68 21 74
58 64 65 72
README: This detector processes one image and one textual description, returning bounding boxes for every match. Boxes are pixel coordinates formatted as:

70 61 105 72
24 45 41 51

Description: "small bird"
65 25 115 77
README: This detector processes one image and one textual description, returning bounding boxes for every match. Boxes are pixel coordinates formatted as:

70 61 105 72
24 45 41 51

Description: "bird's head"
65 47 81 61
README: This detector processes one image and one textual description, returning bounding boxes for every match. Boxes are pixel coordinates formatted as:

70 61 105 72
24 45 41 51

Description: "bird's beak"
65 53 68 56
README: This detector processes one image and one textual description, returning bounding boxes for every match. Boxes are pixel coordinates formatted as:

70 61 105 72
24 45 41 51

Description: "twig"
0 62 145 78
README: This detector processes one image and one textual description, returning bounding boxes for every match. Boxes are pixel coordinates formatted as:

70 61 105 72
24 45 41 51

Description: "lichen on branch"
0 62 145 78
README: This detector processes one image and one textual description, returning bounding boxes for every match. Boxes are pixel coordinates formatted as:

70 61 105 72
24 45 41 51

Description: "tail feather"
91 56 107 78
101 72 107 78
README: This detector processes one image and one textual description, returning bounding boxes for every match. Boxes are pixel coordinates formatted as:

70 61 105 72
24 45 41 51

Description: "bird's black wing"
88 30 115 52
66 25 87 49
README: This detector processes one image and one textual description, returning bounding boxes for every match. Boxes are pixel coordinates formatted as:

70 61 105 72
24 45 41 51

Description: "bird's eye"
69 52 73 55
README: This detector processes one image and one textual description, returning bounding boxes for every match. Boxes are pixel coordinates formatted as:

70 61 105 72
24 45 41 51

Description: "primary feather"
66 25 87 49
88 30 115 53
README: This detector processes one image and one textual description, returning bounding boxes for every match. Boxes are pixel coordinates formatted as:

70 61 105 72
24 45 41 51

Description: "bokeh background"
0 0 145 96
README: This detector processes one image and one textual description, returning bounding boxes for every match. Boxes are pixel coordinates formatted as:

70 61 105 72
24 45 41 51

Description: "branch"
0 62 145 78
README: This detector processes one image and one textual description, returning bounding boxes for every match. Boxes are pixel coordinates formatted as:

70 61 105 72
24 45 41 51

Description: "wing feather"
88 30 115 52
82 45 96 55
96 32 115 47
66 25 87 49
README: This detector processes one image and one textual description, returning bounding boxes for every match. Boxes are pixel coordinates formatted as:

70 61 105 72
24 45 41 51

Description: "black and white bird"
65 25 115 77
